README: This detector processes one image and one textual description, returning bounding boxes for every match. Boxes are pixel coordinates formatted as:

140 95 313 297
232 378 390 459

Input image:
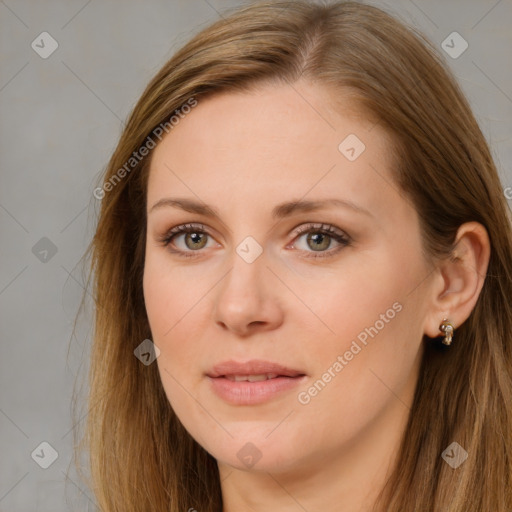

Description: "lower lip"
207 375 306 405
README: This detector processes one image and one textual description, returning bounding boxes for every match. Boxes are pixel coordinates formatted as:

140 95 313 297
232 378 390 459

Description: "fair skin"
143 80 490 512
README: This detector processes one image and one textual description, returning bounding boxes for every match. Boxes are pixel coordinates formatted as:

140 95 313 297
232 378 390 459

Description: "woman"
76 1 512 510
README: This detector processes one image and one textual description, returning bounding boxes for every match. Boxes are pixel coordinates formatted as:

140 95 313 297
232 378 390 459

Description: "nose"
213 246 284 337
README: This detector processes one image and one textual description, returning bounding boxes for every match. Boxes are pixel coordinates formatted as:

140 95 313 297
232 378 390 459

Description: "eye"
158 222 351 259
288 223 351 259
158 223 217 258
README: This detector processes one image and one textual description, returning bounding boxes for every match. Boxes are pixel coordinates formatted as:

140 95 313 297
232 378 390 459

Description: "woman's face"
143 81 435 474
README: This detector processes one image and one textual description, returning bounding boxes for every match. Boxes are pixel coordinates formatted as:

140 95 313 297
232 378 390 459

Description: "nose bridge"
222 234 267 299
213 232 282 333
220 208 270 279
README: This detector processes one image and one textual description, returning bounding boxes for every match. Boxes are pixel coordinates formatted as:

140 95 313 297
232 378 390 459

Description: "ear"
423 222 491 339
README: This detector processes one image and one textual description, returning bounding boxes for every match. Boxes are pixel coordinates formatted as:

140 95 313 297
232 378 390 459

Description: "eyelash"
157 222 351 259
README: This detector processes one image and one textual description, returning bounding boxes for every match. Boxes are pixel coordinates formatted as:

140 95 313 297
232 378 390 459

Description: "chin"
201 430 307 474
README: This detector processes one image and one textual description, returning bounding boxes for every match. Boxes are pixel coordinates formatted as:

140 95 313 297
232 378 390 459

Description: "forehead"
147 81 407 225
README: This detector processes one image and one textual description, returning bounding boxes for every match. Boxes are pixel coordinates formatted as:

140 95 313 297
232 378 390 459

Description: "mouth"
206 359 307 405
224 373 284 382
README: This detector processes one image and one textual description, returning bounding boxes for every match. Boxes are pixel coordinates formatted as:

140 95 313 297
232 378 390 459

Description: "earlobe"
423 222 491 342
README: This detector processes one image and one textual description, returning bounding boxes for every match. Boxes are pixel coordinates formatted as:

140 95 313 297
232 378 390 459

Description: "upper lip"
206 359 306 378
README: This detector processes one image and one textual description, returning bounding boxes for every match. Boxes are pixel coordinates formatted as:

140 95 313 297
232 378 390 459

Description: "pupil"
309 233 329 251
188 232 204 248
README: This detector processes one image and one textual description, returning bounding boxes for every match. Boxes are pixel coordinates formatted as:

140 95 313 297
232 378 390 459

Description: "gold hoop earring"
439 319 454 346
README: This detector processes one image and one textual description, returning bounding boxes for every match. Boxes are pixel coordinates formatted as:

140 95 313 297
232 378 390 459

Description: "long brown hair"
73 1 512 510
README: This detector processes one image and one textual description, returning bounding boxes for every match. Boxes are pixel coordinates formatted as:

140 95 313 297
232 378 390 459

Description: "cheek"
142 251 213 393
291 250 425 422
143 260 214 445
290 250 409 350
142 250 206 337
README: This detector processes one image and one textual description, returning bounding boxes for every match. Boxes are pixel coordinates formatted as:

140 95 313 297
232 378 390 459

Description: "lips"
206 359 306 405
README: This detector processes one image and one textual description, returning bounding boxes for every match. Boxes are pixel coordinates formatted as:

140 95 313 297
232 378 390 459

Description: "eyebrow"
149 197 373 219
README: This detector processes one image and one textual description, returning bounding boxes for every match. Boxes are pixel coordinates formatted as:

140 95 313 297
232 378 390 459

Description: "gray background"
0 0 511 510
